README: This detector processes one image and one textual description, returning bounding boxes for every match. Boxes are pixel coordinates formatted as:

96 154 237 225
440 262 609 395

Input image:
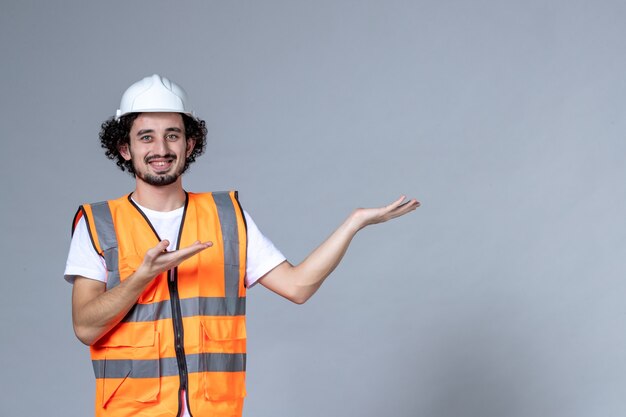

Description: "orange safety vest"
72 191 248 417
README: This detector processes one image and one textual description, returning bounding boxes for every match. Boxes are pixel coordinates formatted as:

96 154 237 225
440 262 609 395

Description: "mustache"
145 153 177 163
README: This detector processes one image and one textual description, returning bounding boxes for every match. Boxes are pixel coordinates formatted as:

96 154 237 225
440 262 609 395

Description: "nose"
154 137 171 155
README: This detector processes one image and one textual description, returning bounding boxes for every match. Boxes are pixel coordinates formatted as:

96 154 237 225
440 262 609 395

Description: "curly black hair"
99 113 207 175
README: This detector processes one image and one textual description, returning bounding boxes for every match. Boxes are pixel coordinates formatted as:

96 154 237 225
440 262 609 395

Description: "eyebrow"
136 129 154 136
135 127 183 136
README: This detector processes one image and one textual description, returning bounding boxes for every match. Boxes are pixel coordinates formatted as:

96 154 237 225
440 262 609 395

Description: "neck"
131 177 186 211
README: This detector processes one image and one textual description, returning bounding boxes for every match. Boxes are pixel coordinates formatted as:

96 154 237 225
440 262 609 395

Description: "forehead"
131 112 184 132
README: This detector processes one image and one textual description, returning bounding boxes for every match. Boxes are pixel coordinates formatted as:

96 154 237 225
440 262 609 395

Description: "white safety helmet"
115 74 194 119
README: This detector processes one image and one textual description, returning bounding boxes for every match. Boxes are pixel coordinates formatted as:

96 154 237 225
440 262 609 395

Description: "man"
65 74 419 417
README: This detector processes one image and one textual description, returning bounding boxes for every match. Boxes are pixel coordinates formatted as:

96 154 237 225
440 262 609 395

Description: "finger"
191 240 212 248
176 241 213 259
190 240 212 247
145 240 170 258
376 196 406 217
389 195 407 208
386 196 418 213
386 199 420 219
397 198 420 210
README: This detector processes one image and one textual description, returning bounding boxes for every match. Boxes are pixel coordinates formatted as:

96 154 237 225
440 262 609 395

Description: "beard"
134 153 186 186
137 171 180 186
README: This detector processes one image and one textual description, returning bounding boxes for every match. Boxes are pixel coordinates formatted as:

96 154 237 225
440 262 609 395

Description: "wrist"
346 210 366 234
128 267 156 287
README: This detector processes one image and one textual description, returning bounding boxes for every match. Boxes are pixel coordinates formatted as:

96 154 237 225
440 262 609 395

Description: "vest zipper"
168 267 190 417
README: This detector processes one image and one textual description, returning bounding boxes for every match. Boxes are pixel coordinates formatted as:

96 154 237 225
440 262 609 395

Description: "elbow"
289 294 310 305
274 289 310 305
73 324 99 346
75 334 94 346
286 287 316 305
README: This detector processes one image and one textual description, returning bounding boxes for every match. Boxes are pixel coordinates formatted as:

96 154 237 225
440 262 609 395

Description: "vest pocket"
98 330 161 407
200 318 247 400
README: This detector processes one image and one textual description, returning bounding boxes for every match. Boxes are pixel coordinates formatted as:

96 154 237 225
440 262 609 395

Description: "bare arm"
259 196 419 304
72 239 212 345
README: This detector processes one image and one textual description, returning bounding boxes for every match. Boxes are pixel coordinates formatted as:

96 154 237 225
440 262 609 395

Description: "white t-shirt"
64 202 286 288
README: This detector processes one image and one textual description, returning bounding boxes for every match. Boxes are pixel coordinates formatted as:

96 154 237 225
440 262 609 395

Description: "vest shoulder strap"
74 199 121 290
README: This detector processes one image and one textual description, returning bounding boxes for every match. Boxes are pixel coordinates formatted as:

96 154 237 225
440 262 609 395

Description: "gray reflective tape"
123 300 161 323
212 192 240 299
93 353 246 379
93 357 170 379
182 296 246 318
189 352 246 373
90 201 120 290
122 297 246 323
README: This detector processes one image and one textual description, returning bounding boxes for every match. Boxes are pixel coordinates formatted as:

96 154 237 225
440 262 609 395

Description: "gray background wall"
1 1 626 416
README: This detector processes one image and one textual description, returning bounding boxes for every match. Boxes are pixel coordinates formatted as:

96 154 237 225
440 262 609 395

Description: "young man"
65 74 419 417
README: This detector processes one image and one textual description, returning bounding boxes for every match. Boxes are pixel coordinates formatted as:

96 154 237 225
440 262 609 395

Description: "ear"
119 143 132 161
186 138 196 157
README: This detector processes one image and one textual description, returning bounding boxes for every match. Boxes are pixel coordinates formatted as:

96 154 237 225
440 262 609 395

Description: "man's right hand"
134 239 213 284
72 240 212 345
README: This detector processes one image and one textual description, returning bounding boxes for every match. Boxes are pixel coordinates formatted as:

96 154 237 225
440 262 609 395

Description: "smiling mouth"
146 155 176 172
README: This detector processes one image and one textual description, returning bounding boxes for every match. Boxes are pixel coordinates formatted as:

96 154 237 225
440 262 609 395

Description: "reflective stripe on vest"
122 296 246 322
213 192 241 299
93 352 246 378
78 191 248 417
90 201 121 291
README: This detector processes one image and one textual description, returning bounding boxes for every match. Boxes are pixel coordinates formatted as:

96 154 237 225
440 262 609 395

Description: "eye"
139 135 152 142
166 134 180 141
